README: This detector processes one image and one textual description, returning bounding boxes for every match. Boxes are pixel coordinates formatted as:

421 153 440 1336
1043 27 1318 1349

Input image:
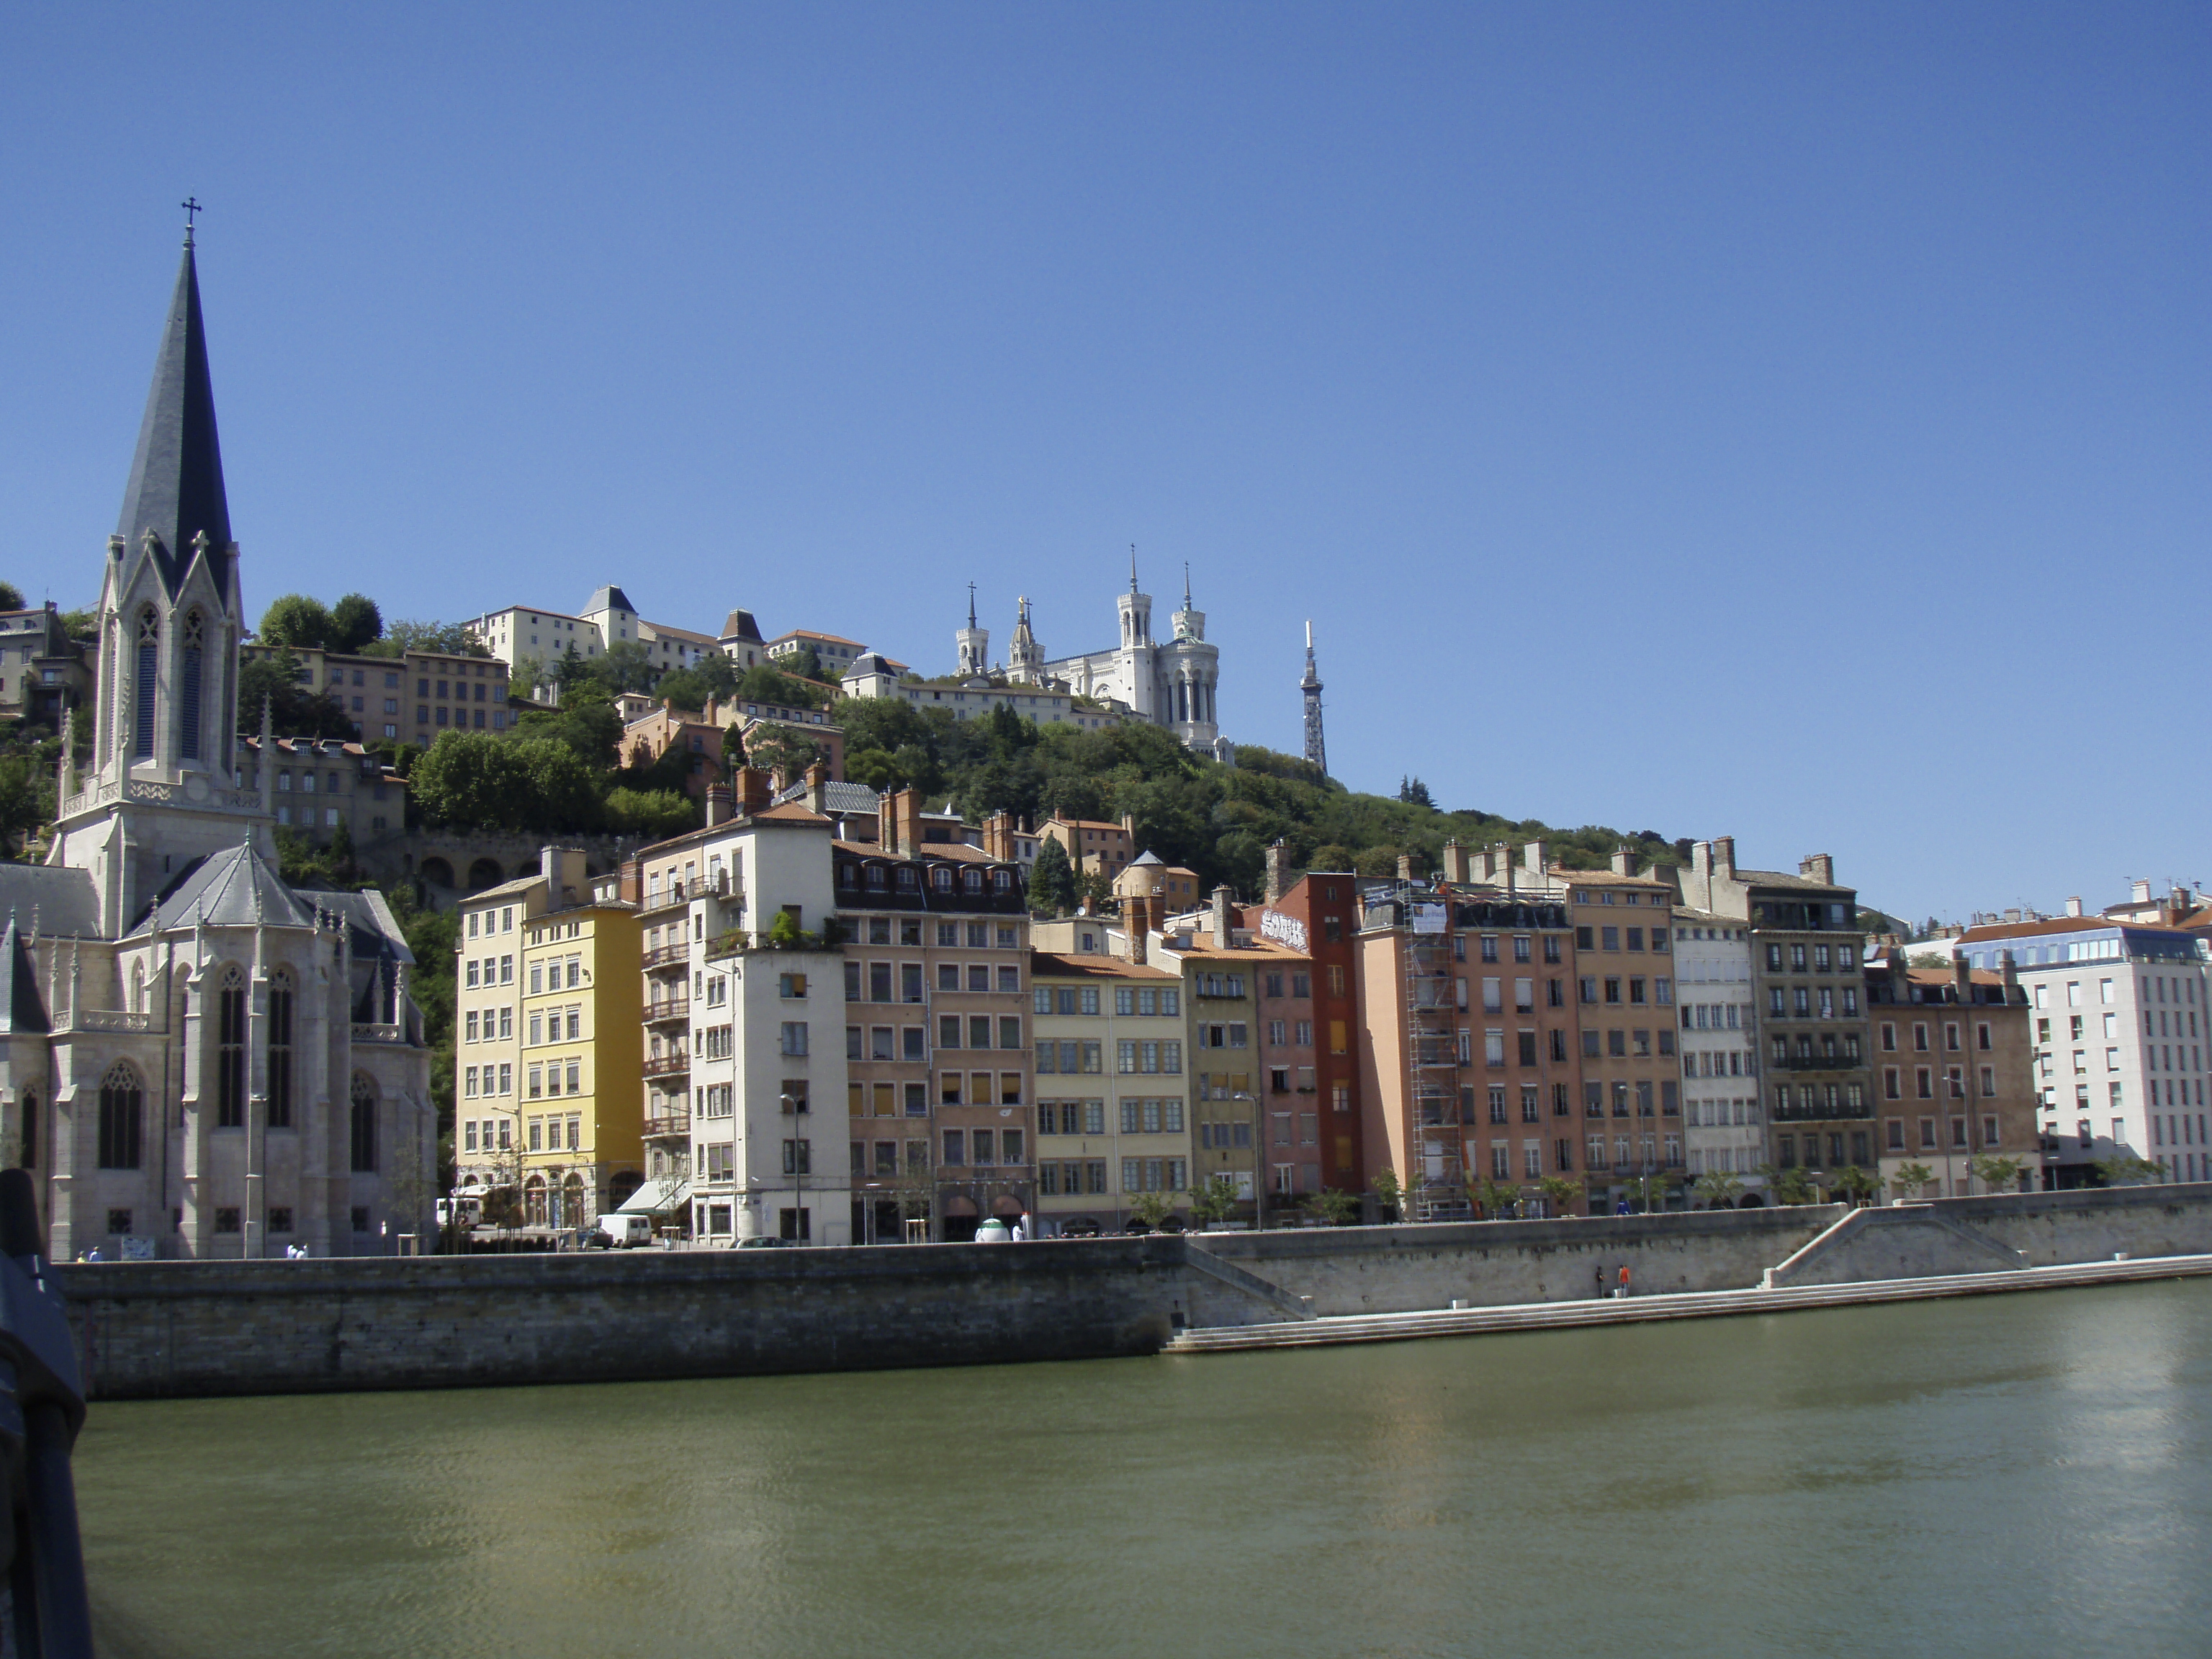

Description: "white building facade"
1028 566 1231 760
1954 917 2212 1187
1672 911 1766 1200
636 797 852 1244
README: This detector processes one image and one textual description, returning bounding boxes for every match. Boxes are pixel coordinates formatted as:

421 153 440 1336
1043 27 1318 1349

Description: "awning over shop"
617 1177 691 1215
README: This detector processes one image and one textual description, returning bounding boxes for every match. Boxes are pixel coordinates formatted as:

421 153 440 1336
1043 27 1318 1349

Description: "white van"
591 1213 654 1249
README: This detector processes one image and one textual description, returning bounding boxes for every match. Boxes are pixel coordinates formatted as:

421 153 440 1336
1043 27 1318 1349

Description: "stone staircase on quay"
1161 1252 2212 1355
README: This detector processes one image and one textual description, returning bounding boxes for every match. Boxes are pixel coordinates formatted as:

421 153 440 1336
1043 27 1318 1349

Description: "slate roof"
585 585 637 616
721 610 765 643
128 841 313 934
773 779 881 817
0 866 100 940
115 238 232 598
0 917 49 1035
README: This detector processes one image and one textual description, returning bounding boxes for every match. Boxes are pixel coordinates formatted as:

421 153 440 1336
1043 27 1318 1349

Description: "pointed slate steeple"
115 229 232 597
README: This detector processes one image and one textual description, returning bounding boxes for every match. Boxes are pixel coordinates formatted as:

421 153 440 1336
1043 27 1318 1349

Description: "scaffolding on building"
1402 904 1466 1220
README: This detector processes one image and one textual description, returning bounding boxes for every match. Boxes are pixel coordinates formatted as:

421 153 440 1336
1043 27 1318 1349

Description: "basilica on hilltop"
0 227 435 1260
953 559 1231 761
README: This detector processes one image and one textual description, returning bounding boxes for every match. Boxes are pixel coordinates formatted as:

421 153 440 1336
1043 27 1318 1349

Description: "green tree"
1890 1161 1935 1200
258 593 335 649
745 724 823 785
1303 1188 1359 1226
0 755 53 858
1761 1164 1817 1205
1028 835 1075 915
1466 1172 1523 1220
1831 1164 1879 1207
1190 1175 1242 1228
328 593 383 654
1128 1190 1175 1229
603 787 698 839
1692 1169 1746 1209
362 619 493 659
2093 1154 2167 1187
1529 1174 1577 1217
1370 1166 1406 1223
1969 1154 2026 1195
409 732 602 833
237 646 354 739
0 583 23 611
1619 1170 1676 1214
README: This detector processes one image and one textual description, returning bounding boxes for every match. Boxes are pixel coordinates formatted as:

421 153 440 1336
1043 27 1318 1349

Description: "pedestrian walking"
1617 1264 1632 1299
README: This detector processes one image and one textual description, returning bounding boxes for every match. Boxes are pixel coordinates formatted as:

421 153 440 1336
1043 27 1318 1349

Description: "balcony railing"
643 1052 691 1078
642 1113 692 1138
1771 1053 1863 1071
644 997 691 1025
643 944 688 970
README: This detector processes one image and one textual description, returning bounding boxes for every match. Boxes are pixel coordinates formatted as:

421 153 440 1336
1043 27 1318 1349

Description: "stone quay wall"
57 1187 2212 1400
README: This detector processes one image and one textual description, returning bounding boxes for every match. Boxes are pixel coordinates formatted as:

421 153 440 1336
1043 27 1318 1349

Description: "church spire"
115 219 232 595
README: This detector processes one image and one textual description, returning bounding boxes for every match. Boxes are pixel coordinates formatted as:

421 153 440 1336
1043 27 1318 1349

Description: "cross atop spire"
181 196 203 244
967 580 977 629
1129 544 1138 594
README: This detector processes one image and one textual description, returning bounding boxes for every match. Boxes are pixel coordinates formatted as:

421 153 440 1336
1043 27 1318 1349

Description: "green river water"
73 1280 2212 1658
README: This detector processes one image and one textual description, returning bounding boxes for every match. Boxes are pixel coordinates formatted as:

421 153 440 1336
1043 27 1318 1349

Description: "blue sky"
4 4 2206 924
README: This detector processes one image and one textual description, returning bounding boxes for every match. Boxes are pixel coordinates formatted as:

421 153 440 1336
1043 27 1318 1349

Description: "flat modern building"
1676 840 1876 1190
453 849 643 1230
1947 914 2211 1187
1672 908 1764 1199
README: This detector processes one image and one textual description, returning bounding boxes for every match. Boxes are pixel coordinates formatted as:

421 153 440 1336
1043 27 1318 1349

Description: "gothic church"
0 228 434 1259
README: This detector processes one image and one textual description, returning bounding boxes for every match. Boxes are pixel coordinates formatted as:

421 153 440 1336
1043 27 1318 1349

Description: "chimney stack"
1800 853 1835 886
540 846 588 907
1522 840 1548 881
2131 878 2152 905
1953 952 1973 1002
1441 840 1470 886
1212 884 1233 951
619 858 642 906
1999 949 2019 995
1396 853 1416 883
1264 840 1290 904
1713 837 1736 877
1125 894 1158 965
735 767 772 817
2065 895 2084 917
1498 842 1518 896
1610 848 1635 878
704 785 733 827
805 761 830 817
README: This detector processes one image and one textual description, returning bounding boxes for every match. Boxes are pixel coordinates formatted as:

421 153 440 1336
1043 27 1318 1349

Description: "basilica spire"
115 217 232 595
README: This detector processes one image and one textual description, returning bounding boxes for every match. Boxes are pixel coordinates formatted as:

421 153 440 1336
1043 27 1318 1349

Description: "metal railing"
642 1052 691 1078
644 998 691 1024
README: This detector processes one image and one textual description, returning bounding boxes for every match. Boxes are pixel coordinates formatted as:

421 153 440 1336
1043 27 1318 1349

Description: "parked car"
588 1213 654 1249
735 1235 792 1249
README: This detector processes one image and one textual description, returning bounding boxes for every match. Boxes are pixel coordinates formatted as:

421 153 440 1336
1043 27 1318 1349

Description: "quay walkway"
1162 1251 2212 1354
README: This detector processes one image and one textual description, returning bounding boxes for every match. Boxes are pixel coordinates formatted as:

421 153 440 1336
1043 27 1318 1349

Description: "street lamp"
1230 1091 1264 1231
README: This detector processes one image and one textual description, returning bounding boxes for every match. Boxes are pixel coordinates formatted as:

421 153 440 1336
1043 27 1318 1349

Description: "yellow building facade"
454 848 642 1230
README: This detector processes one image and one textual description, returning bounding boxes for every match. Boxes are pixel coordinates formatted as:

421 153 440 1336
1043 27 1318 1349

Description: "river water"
73 1280 2212 1659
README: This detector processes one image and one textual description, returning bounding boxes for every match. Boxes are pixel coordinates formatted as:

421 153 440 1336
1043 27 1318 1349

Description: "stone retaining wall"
57 1186 2212 1399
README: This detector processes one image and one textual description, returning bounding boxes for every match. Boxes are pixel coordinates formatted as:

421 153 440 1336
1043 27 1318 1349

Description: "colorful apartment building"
832 787 1033 1241
1866 956 2037 1197
1676 840 1874 1190
452 848 643 1229
632 773 848 1244
1030 950 1188 1233
1246 858 1366 1195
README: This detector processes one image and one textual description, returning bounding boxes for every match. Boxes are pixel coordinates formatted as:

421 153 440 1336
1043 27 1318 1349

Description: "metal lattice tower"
1300 620 1326 775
